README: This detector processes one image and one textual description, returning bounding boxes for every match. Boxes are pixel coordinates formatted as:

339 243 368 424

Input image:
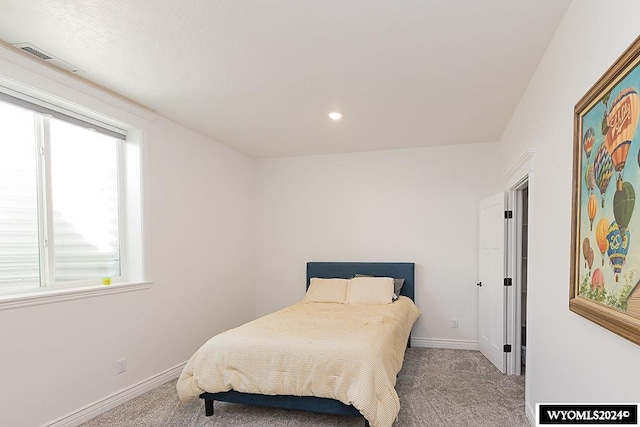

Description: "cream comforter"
176 296 420 427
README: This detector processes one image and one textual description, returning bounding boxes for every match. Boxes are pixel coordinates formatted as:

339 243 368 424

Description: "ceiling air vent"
12 43 82 74
19 45 52 60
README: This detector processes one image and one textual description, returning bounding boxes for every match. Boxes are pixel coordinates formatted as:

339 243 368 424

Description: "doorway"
478 184 529 376
478 150 533 377
507 179 529 376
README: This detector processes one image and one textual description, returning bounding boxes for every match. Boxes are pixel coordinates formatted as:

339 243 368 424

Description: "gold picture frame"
570 35 640 345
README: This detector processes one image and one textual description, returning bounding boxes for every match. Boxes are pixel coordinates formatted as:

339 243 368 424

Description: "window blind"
0 90 126 140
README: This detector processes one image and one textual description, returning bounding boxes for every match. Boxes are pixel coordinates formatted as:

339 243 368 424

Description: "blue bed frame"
199 262 416 426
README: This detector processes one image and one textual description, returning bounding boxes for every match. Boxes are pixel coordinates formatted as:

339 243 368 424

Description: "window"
0 91 139 296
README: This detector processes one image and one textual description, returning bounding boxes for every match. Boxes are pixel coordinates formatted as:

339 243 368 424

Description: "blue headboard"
306 262 415 301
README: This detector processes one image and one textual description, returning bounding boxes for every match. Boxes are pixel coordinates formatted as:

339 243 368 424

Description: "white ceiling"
0 0 570 158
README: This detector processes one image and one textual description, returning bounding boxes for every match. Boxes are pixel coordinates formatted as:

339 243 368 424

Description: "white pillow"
303 278 349 303
346 277 394 304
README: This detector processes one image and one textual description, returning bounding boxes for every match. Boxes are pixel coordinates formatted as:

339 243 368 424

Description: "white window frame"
0 82 150 310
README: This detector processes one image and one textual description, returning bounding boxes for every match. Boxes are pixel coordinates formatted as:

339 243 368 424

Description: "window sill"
0 281 152 311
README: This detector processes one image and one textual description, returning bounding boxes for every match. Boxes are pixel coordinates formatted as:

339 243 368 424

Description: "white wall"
255 143 500 345
497 0 640 418
0 49 256 427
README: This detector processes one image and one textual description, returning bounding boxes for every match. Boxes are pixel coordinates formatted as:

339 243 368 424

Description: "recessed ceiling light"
328 112 342 120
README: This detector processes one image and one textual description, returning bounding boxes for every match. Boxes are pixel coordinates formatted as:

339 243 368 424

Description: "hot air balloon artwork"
571 36 640 344
587 194 597 230
605 88 639 179
606 221 631 283
594 142 613 208
585 164 596 194
595 218 609 266
591 268 605 292
582 237 594 273
583 127 595 160
601 93 611 136
613 178 635 237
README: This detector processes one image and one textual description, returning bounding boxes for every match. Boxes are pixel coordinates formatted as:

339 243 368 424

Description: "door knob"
477 282 482 287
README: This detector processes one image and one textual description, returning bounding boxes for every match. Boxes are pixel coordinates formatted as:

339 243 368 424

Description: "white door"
478 193 506 373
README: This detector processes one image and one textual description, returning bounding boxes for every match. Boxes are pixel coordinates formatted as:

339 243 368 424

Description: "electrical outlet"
116 358 127 374
452 319 459 329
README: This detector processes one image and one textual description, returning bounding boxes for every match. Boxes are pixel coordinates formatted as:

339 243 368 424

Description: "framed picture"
570 35 640 345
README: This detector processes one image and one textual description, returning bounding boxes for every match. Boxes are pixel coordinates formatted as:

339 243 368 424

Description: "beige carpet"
80 348 529 427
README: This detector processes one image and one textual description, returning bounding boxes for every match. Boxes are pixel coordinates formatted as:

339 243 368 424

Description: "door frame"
505 149 535 376
506 178 527 376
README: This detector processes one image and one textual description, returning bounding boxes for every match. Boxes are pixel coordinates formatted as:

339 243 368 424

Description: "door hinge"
504 277 512 287
504 210 513 219
504 344 512 353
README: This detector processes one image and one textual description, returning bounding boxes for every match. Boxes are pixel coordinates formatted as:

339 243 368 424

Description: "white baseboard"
46 362 186 427
526 401 535 426
411 337 479 350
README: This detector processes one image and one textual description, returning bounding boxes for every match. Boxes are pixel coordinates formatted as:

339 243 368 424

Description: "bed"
176 261 419 427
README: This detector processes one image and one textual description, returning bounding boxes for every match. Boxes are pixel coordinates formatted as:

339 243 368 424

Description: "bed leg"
407 334 411 348
204 398 214 416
